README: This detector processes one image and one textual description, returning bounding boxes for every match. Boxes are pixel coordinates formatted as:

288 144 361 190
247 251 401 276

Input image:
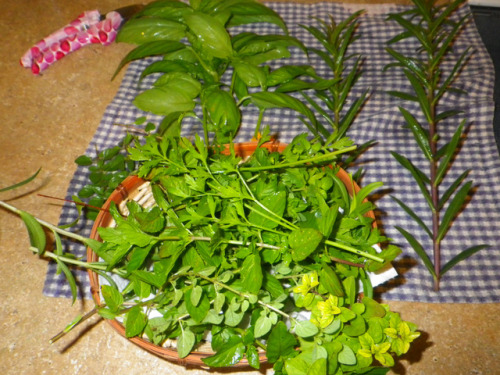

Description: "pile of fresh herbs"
0 132 418 374
0 0 423 373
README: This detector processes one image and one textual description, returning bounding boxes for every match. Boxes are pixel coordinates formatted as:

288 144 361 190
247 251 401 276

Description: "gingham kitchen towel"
44 2 500 303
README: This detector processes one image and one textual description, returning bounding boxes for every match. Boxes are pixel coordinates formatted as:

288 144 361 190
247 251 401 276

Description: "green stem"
0 200 92 246
29 246 127 277
324 240 383 263
239 146 356 172
193 272 291 320
254 109 265 139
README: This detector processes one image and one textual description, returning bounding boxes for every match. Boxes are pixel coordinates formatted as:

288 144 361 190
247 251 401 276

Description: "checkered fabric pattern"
44 2 500 303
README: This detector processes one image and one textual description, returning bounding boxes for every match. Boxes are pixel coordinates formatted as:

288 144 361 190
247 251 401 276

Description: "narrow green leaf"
338 93 368 140
441 245 490 276
55 259 78 304
403 70 432 124
386 90 418 102
435 119 465 185
52 229 64 275
399 107 433 161
0 168 41 192
435 47 472 103
431 14 468 71
19 211 46 255
391 195 432 238
385 48 427 84
437 181 473 242
396 226 436 278
388 13 431 52
439 170 470 210
391 152 433 210
429 0 467 37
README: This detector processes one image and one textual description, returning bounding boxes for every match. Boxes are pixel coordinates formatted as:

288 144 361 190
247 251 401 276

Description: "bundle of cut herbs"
0 131 419 374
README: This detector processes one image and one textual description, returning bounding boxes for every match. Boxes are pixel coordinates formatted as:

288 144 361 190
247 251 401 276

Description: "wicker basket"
86 141 374 367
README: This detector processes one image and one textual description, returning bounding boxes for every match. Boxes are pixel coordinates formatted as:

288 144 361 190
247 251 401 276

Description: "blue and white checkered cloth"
44 2 500 303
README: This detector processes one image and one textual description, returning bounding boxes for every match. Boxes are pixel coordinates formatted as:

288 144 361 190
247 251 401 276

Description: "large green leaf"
202 336 246 367
225 1 288 32
319 262 344 297
101 284 124 312
266 321 297 363
117 18 186 44
113 40 185 79
248 190 286 229
289 228 324 262
133 87 195 116
125 305 148 338
240 253 263 294
184 12 233 59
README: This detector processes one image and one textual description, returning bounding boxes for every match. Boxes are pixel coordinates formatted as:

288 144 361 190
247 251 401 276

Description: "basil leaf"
184 12 233 59
117 18 186 44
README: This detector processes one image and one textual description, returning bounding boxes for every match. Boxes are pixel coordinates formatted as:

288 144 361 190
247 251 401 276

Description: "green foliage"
74 133 137 220
0 3 424 373
385 0 489 290
1 134 419 373
113 0 311 143
299 11 367 143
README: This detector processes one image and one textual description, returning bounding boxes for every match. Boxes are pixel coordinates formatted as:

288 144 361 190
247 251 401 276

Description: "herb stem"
239 146 356 172
193 272 291 320
0 200 92 246
324 240 383 263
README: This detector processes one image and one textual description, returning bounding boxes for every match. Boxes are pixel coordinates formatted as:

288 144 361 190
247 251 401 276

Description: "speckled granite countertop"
0 1 498 374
